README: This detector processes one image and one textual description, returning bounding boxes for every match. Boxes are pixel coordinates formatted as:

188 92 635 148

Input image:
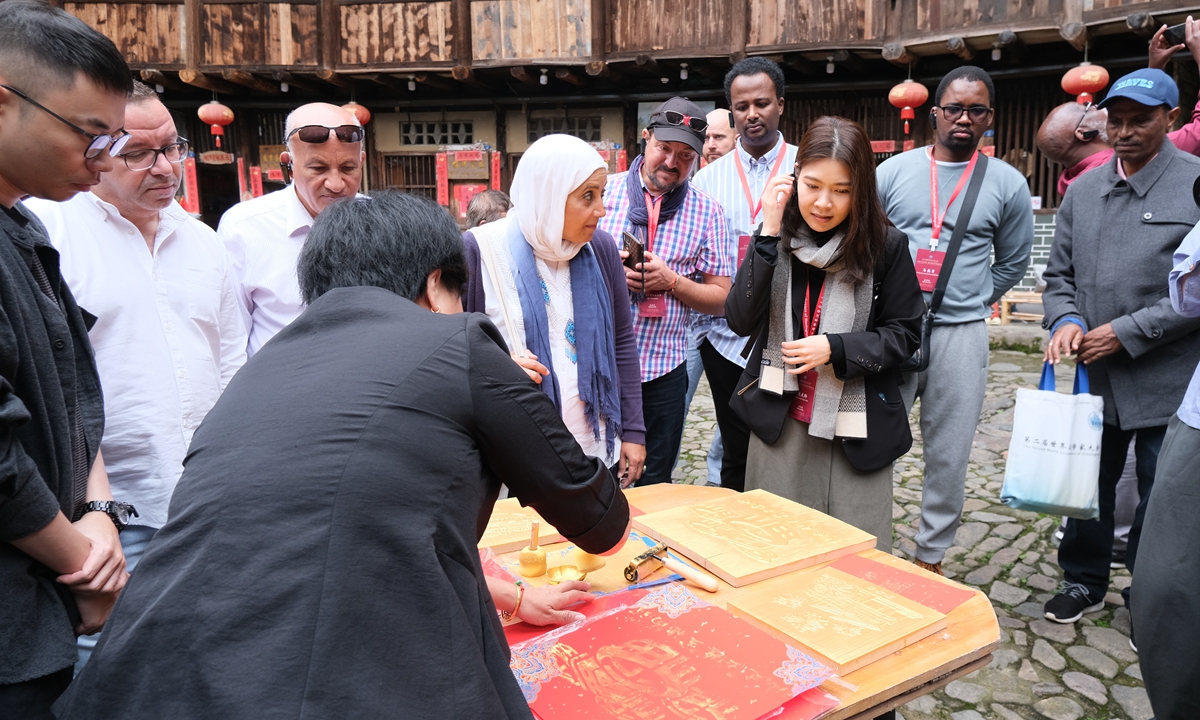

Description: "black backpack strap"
929 151 989 317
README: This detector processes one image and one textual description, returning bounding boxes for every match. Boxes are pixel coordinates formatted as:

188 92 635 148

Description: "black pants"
699 340 750 493
636 363 688 486
0 666 72 720
1059 422 1165 605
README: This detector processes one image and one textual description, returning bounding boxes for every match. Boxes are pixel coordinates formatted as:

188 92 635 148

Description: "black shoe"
1044 582 1104 623
1111 549 1127 569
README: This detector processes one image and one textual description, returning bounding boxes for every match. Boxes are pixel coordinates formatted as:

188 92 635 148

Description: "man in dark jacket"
0 2 134 716
1042 68 1200 628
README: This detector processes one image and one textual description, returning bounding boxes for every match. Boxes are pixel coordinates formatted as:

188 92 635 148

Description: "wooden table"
497 484 1000 720
1000 290 1044 324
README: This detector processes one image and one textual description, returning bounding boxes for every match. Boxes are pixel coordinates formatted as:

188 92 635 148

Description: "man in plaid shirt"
599 97 732 486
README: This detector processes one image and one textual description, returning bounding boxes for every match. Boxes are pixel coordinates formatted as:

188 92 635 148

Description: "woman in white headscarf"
463 134 646 485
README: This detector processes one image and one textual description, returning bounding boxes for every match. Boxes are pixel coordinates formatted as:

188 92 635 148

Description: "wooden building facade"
46 0 1200 221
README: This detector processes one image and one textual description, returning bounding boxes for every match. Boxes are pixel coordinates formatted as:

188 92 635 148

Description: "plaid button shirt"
599 171 732 382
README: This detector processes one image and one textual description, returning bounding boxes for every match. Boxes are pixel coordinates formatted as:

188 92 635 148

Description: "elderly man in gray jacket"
1041 68 1200 631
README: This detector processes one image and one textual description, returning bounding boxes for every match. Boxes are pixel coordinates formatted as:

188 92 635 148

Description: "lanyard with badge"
735 148 788 267
638 190 668 318
914 151 978 293
783 281 826 424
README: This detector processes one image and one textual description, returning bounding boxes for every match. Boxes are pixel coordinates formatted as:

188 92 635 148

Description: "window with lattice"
527 117 602 143
401 121 474 146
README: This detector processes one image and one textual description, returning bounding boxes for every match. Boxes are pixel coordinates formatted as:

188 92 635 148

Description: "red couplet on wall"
490 151 501 191
179 157 200 215
249 166 264 197
617 149 627 172
435 152 449 206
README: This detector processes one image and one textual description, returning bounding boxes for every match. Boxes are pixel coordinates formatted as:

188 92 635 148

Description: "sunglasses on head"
653 110 707 133
286 124 364 144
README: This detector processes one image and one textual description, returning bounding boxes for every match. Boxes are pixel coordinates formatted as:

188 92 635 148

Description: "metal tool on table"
624 541 719 593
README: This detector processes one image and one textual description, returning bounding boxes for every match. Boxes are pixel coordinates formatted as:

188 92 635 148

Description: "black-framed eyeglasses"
286 124 364 144
935 104 993 123
652 110 708 133
118 138 190 171
0 84 130 159
1074 102 1100 141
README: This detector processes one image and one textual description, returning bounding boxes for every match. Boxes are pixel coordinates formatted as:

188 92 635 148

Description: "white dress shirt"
217 185 314 357
691 133 799 367
27 193 248 527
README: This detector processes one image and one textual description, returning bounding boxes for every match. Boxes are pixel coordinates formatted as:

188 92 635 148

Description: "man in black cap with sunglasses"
598 97 733 488
219 102 365 357
0 1 135 715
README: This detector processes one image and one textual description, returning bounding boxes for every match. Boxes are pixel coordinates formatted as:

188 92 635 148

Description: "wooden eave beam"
585 60 625 82
1060 22 1089 52
782 54 819 76
316 68 352 87
688 60 723 79
634 54 661 75
995 30 1029 62
1126 12 1158 38
139 69 187 92
554 67 587 87
414 73 458 92
178 69 242 94
221 70 281 94
881 43 917 68
451 65 488 89
946 37 976 62
510 66 542 86
831 49 867 74
362 72 407 90
271 71 318 93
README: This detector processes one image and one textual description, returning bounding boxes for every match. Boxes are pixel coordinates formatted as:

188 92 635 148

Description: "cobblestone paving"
676 349 1150 720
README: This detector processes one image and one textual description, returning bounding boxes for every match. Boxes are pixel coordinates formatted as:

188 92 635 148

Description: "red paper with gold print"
829 554 974 614
511 583 832 720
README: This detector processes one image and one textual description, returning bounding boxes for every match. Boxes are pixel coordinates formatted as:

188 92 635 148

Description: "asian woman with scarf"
463 134 647 486
724 117 924 550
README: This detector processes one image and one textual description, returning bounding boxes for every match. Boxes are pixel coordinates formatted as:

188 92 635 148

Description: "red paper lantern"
342 101 371 126
1061 63 1109 104
197 100 234 148
888 79 930 135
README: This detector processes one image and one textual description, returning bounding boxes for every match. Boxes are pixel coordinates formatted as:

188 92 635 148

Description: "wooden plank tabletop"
496 484 1000 720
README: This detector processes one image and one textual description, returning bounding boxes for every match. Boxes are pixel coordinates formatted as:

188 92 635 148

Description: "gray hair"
465 190 512 229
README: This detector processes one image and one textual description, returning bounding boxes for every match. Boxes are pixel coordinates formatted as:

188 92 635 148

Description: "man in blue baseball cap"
1041 66 1200 636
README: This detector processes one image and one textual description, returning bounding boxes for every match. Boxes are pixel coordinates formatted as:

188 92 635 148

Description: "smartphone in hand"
1164 22 1188 47
622 231 645 270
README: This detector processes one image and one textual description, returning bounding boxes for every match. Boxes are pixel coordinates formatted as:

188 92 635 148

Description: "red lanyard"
735 147 789 223
643 191 662 253
929 151 978 249
802 280 826 338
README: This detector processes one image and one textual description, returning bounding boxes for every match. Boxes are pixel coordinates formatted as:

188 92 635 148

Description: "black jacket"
0 203 104 683
724 226 924 444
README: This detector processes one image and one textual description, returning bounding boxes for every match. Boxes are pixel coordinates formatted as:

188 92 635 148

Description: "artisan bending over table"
53 192 631 720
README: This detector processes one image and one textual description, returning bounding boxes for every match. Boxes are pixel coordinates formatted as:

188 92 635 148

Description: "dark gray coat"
0 204 104 684
1042 139 1200 429
54 287 630 720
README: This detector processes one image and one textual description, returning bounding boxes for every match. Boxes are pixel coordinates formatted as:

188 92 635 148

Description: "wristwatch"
81 500 139 531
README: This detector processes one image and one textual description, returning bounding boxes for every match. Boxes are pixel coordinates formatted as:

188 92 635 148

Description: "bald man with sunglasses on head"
218 103 365 356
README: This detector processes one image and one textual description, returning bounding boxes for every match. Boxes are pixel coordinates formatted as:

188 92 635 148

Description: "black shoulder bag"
899 152 989 373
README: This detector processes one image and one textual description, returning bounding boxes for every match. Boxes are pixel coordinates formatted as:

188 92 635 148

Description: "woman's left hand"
759 174 795 237
58 511 127 594
511 352 550 385
781 336 831 375
517 581 594 626
618 443 646 487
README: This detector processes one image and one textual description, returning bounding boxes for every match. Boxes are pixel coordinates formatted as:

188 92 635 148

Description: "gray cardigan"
1042 139 1200 429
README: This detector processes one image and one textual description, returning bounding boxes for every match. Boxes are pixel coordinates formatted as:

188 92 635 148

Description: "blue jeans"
681 332 722 484
638 363 689 486
75 524 159 671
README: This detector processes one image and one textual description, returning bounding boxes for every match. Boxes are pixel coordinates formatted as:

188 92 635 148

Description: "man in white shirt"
26 81 247 666
691 58 798 493
218 103 364 356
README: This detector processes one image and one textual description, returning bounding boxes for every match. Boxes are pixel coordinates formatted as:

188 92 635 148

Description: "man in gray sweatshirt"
877 66 1034 575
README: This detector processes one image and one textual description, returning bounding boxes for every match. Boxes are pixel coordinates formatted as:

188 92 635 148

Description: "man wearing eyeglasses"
877 66 1034 577
25 81 248 669
218 102 364 356
598 96 732 487
0 1 135 714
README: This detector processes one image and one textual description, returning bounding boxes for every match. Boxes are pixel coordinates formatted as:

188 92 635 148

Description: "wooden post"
183 0 202 69
1061 0 1088 53
1127 13 1158 38
590 0 607 60
452 0 473 68
319 0 339 75
729 0 747 62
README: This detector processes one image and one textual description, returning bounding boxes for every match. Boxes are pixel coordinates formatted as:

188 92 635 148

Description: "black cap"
647 97 707 154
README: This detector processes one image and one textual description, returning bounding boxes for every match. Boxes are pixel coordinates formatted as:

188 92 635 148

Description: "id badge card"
639 293 667 318
760 364 785 395
914 248 946 293
737 235 753 269
787 370 819 424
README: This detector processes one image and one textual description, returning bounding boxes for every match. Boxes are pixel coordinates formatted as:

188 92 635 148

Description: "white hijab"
509 134 607 262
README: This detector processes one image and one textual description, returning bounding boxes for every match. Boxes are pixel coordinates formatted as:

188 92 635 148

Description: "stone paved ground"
675 347 1151 720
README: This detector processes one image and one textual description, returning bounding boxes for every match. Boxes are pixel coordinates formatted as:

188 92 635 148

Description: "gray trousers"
900 321 990 564
1131 415 1200 720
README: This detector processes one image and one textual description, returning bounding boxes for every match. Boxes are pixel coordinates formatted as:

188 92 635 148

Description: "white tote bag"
1001 362 1103 520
